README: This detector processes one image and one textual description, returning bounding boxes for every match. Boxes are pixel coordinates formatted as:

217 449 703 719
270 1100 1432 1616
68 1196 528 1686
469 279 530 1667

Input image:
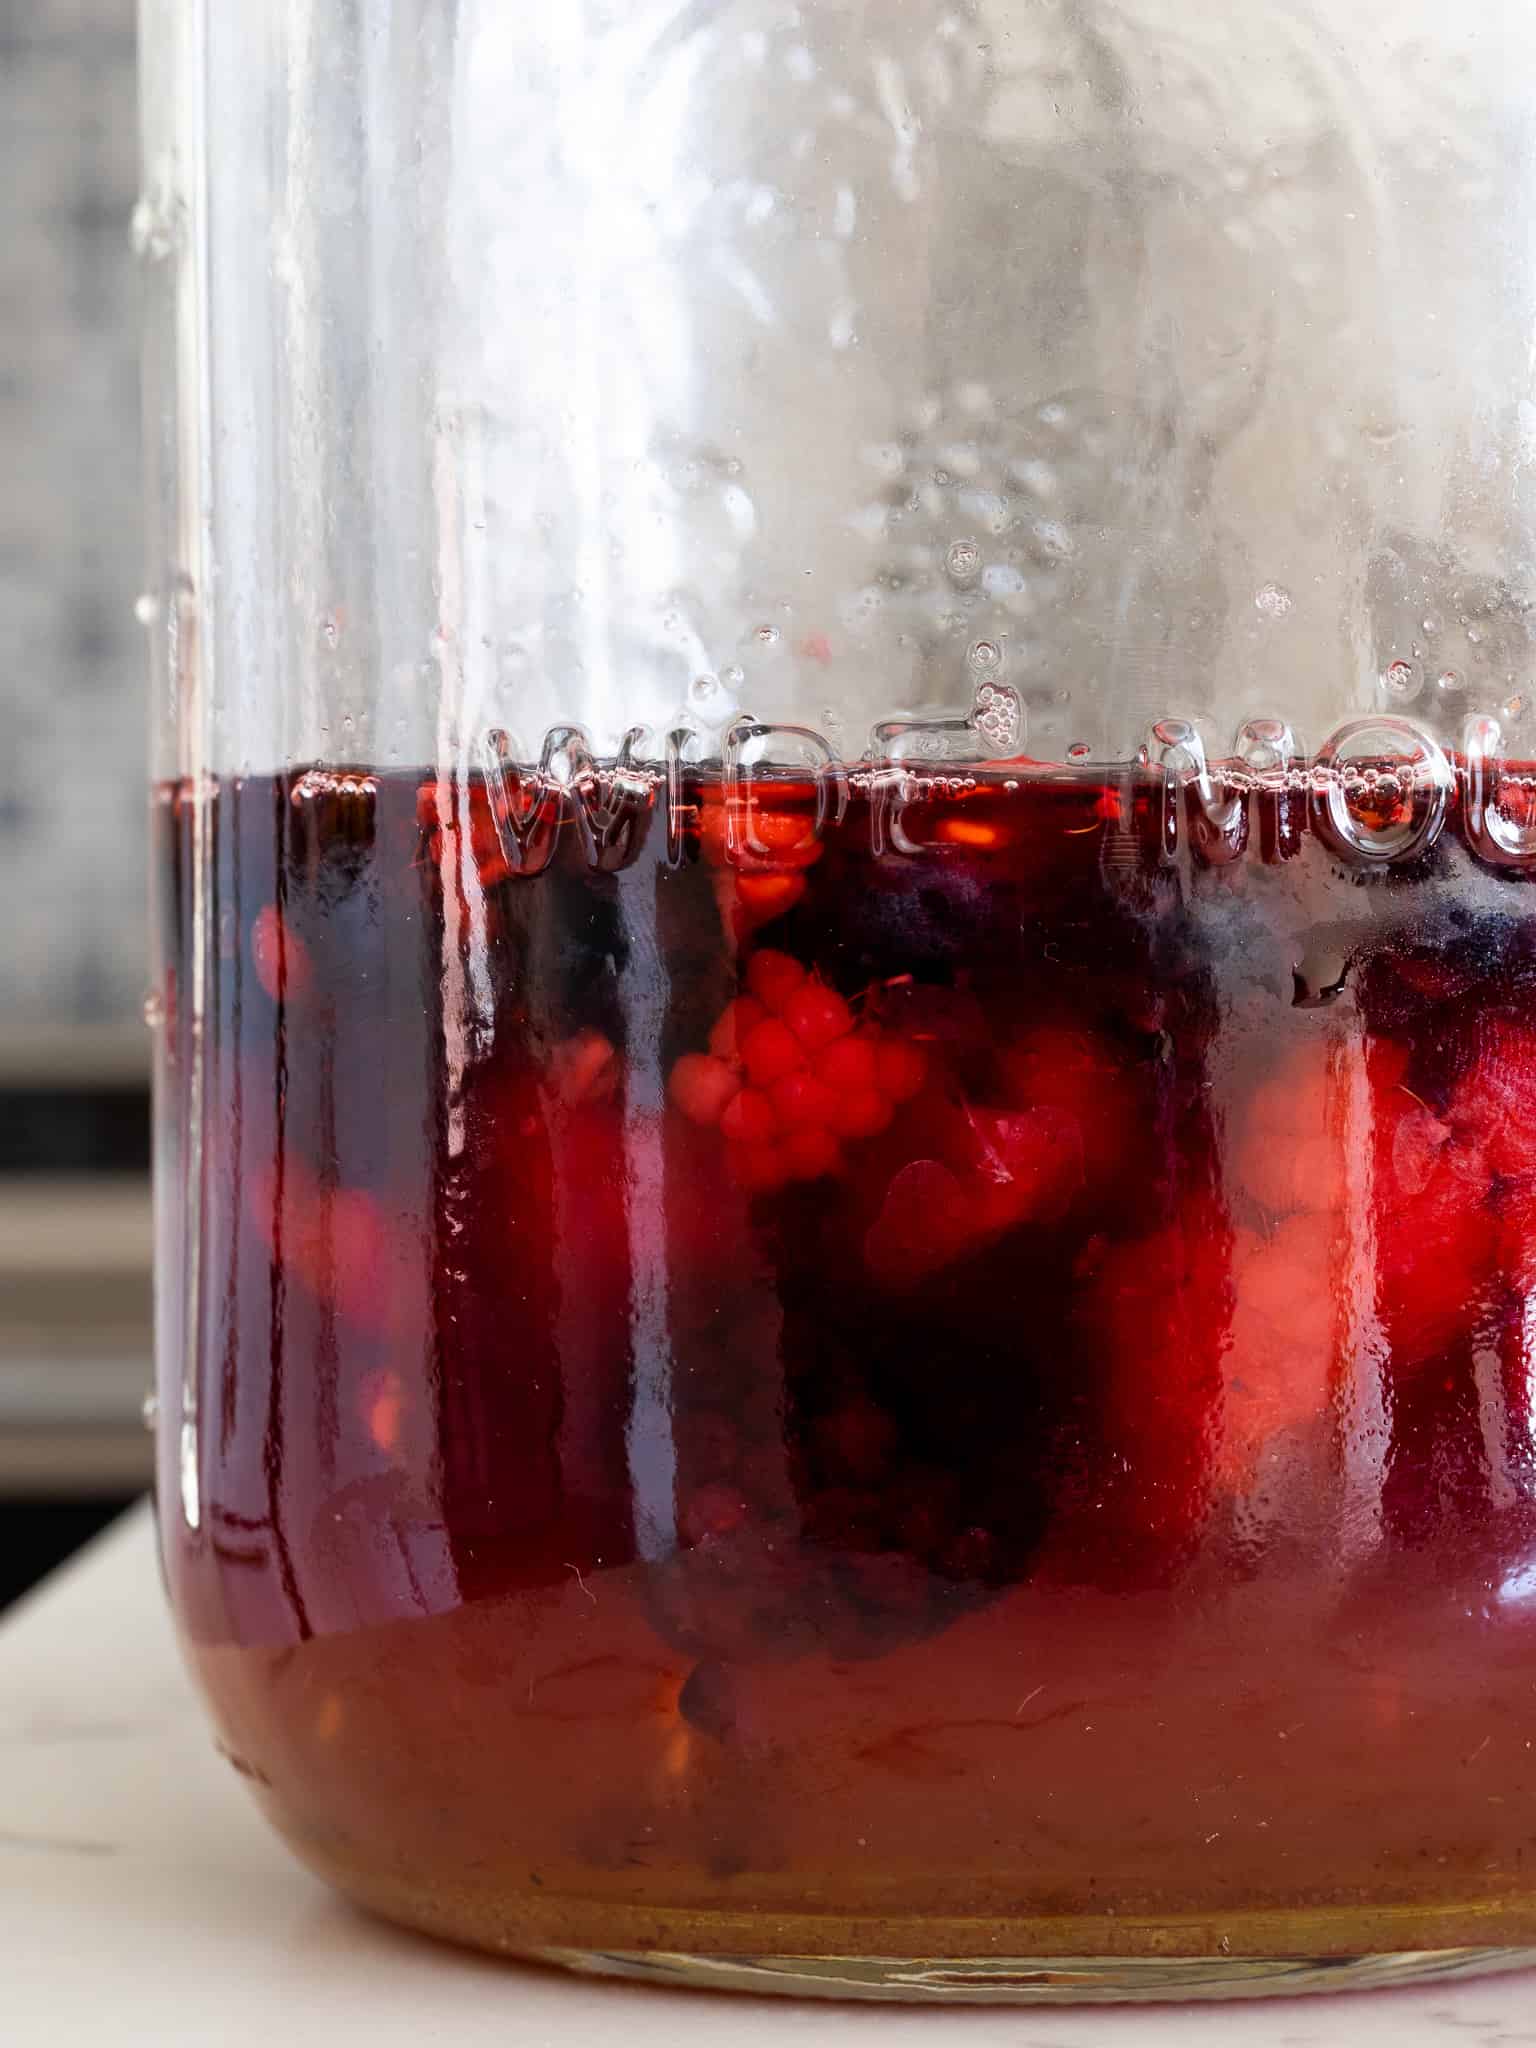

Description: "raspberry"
673 950 927 1193
733 873 807 928
719 1087 778 1145
827 1087 894 1140
781 981 854 1052
669 1052 738 1127
361 1367 406 1458
781 1125 842 1181
1371 1036 1499 1367
746 949 808 1012
245 1162 398 1336
957 1104 1084 1231
1375 1158 1496 1367
1219 1215 1342 1486
708 996 767 1061
1234 1041 1347 1215
1002 1024 1135 1186
1449 1017 1536 1177
741 1016 806 1088
250 904 310 1004
873 1036 927 1104
1071 1198 1230 1578
771 1069 841 1130
549 1029 618 1105
696 792 822 874
751 809 820 861
816 1034 880 1094
865 1160 979 1288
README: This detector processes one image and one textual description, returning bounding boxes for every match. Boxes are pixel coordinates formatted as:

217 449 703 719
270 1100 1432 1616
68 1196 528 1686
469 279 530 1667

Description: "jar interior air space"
142 0 1536 2001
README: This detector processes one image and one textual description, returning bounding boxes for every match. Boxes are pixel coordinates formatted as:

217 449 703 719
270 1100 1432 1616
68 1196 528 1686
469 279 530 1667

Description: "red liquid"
154 761 1536 1959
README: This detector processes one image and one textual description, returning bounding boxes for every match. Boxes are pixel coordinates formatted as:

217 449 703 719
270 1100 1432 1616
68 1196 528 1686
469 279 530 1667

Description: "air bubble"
967 639 1001 673
1422 616 1441 635
946 540 981 582
1382 659 1420 701
1254 583 1294 618
1311 717 1452 865
755 624 780 646
722 664 745 688
320 615 340 649
1066 742 1092 763
142 991 164 1028
133 592 160 626
690 675 722 704
1435 669 1463 694
141 1390 160 1432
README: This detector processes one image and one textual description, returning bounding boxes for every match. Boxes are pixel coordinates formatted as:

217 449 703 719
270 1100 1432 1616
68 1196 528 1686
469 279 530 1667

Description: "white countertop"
3 1503 1535 2048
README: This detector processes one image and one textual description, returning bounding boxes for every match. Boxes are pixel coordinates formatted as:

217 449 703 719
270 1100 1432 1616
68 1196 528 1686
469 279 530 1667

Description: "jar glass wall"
143 0 1536 1999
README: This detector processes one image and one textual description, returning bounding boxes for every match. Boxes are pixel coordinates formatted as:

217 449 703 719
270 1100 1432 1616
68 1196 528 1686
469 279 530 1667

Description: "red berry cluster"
416 779 512 890
669 949 926 1191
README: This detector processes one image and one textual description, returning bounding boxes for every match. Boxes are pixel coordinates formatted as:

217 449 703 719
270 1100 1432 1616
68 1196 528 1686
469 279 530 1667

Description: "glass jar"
142 0 1536 2002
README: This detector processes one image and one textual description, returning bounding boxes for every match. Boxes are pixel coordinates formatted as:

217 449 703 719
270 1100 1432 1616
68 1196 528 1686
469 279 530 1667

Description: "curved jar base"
301 1848 1536 2004
535 1947 1536 2004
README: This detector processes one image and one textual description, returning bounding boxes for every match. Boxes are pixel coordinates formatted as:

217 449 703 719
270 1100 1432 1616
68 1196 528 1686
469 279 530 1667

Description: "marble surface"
3 1504 1535 2046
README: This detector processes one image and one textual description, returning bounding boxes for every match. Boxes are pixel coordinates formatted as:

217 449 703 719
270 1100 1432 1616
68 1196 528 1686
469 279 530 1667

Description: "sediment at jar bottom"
184 1547 1536 1964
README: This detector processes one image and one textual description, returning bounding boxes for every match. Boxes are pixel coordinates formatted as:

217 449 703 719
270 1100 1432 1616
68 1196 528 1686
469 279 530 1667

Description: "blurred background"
1 1 151 1601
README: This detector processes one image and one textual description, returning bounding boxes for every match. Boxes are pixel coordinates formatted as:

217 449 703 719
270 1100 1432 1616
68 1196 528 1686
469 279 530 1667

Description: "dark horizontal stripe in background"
0 1088 150 1175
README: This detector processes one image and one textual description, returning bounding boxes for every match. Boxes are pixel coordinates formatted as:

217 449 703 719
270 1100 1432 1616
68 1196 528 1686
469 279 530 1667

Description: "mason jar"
142 0 1536 2000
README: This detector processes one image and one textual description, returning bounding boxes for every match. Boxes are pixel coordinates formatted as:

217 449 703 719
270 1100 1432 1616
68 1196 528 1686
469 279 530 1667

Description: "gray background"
2 0 145 1069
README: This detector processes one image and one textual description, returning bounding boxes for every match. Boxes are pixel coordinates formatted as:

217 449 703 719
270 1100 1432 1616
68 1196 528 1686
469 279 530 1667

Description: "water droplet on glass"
755 624 780 646
1254 582 1294 618
1422 616 1441 636
133 592 160 626
946 540 981 583
690 675 721 704
721 664 745 688
967 639 1001 674
1382 659 1420 701
130 195 173 263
